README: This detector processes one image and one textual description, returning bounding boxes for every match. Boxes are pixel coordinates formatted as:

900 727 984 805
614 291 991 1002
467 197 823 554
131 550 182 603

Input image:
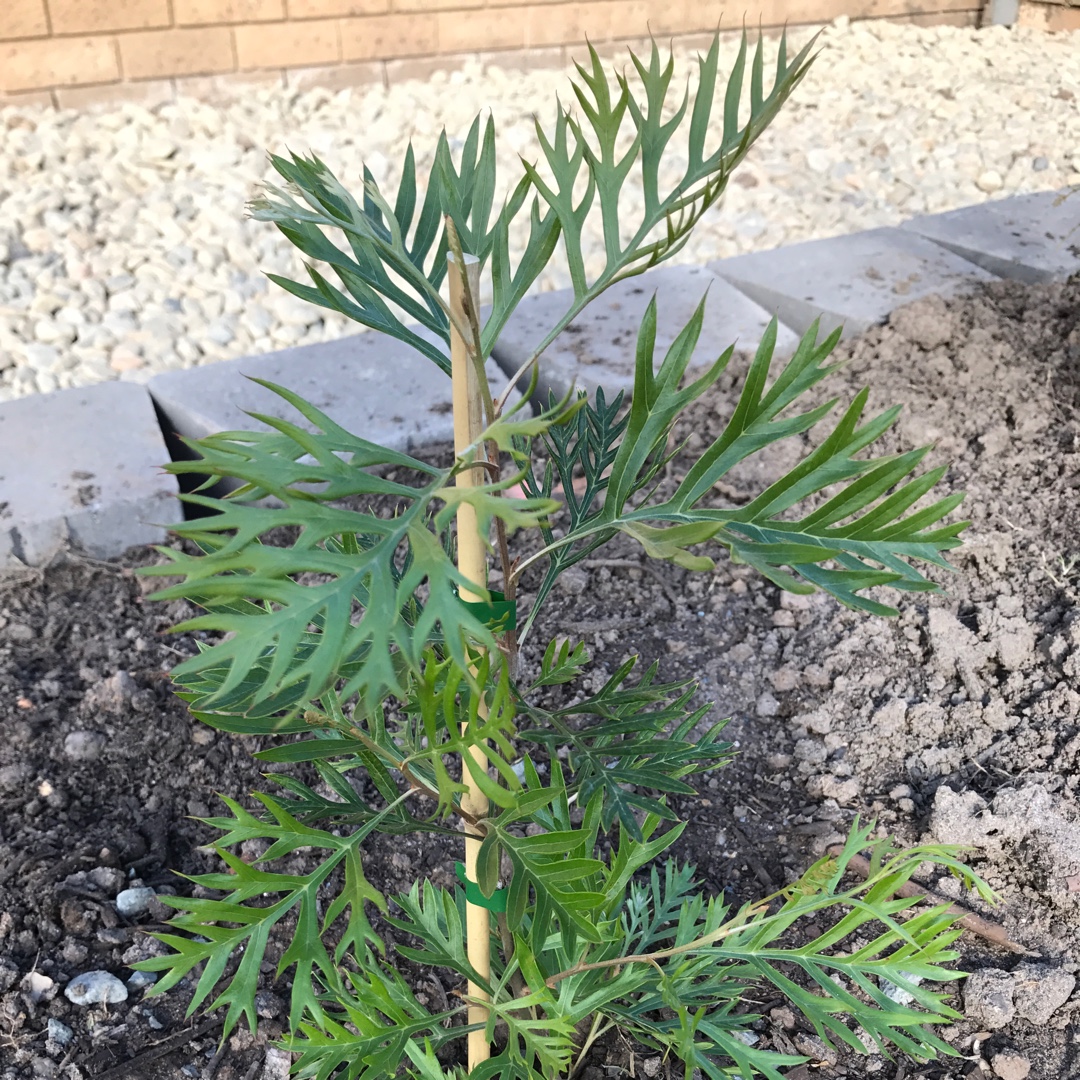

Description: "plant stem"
450 248 493 1070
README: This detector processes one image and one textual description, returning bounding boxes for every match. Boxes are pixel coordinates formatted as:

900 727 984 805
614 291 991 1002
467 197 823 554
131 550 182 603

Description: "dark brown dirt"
1 274 1078 1080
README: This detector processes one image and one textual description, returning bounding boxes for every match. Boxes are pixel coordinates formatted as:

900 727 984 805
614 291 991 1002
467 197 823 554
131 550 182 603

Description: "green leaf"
518 655 731 839
285 964 463 1080
144 381 566 722
519 307 966 623
527 637 590 690
252 117 560 376
496 31 819 384
134 791 400 1040
386 881 491 991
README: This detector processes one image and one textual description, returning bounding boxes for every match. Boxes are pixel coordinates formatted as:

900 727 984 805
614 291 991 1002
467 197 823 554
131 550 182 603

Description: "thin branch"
826 846 1034 956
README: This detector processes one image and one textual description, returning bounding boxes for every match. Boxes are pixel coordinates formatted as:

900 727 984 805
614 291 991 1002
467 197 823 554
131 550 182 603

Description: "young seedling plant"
136 30 992 1080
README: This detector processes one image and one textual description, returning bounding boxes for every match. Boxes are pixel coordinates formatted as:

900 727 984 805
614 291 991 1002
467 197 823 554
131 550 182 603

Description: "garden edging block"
0 381 181 569
899 188 1080 285
490 265 800 404
709 227 1001 340
148 328 517 454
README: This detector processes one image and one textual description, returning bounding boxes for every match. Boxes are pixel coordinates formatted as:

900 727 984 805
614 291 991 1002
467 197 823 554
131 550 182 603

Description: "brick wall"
1 0 984 108
1016 0 1080 30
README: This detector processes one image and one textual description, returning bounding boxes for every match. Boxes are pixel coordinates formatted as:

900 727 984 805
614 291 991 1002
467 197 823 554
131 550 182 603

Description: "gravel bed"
0 18 1077 401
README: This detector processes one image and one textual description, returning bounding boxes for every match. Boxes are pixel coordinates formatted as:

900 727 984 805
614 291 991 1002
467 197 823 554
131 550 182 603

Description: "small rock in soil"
263 1047 293 1079
963 968 1015 1029
991 1051 1031 1080
557 567 588 596
46 1018 73 1047
65 866 125 895
64 970 128 1006
115 886 156 917
126 970 157 992
62 730 106 761
794 1032 837 1065
82 671 137 713
22 971 55 1003
0 957 18 991
881 970 923 1006
0 762 31 792
1011 961 1076 1024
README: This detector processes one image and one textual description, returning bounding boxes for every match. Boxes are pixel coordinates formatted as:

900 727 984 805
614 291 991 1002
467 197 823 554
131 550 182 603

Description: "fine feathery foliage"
139 31 987 1080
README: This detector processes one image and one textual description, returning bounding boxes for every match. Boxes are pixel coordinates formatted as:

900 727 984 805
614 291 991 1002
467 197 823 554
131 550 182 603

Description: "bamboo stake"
449 250 492 1069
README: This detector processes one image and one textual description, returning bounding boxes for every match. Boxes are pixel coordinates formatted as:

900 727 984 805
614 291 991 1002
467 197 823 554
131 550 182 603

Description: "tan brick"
437 9 525 51
286 59 385 90
174 0 286 26
288 0 388 15
340 13 437 59
880 9 979 26
648 1 724 34
176 69 286 99
863 0 980 14
235 18 340 68
581 36 653 64
391 0 482 9
119 26 236 79
48 0 171 34
532 1 662 48
385 51 469 82
55 77 174 110
1017 0 1080 29
480 45 563 73
1 35 119 91
0 0 48 41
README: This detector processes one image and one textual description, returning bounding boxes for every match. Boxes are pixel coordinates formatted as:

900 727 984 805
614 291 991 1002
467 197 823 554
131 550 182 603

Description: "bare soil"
1 275 1078 1080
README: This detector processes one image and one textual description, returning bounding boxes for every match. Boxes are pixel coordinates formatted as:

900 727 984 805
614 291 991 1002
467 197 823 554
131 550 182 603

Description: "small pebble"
47 1018 73 1047
64 970 128 1006
62 730 106 761
115 887 156 918
126 970 158 992
881 970 923 1006
30 1057 56 1079
557 567 588 596
22 971 55 1003
756 691 780 717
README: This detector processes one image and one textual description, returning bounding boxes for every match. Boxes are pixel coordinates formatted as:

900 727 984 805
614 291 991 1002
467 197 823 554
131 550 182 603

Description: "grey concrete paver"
710 227 1001 339
900 189 1080 285
0 382 180 568
491 265 799 404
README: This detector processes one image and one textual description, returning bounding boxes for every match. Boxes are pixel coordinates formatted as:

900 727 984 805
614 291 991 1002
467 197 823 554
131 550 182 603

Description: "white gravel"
0 18 1077 401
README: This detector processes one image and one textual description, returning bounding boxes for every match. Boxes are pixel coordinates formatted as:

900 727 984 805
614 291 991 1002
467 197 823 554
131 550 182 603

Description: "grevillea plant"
135 32 991 1080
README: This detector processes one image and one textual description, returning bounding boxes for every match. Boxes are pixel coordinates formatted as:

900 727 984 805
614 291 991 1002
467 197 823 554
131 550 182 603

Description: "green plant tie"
455 862 508 913
457 589 517 631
